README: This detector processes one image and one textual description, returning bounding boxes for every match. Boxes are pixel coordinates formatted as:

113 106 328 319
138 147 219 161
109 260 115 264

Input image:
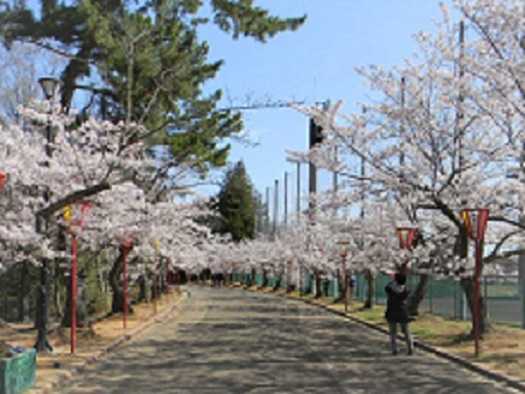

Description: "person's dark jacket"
384 281 409 323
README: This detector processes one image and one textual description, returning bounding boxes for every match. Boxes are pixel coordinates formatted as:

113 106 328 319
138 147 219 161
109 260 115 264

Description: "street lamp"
337 240 350 312
38 77 60 100
34 76 61 353
460 208 489 357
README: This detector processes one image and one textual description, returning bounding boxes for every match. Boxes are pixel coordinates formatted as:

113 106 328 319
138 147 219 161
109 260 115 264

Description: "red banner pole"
123 245 128 329
473 238 482 357
71 233 78 354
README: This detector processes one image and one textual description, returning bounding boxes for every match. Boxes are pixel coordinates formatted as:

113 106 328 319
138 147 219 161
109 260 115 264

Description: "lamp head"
38 77 61 100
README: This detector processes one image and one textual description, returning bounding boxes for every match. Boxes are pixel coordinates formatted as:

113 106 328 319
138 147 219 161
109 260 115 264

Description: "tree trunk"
262 269 268 287
363 270 374 309
17 262 28 322
109 249 133 314
34 260 53 352
151 274 160 300
273 272 282 291
407 274 429 316
137 275 147 302
314 272 322 298
61 277 88 327
460 277 491 335
334 269 344 302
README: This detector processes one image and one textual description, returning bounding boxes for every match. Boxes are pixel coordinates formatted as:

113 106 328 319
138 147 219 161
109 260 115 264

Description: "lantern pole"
70 232 78 353
473 237 483 357
123 244 129 329
461 208 489 357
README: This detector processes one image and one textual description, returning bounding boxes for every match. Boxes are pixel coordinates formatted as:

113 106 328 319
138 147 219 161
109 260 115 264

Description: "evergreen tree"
215 161 256 241
0 0 306 176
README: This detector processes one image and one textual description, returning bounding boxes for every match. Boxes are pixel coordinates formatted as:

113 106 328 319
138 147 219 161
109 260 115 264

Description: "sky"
12 0 451 217
198 0 450 217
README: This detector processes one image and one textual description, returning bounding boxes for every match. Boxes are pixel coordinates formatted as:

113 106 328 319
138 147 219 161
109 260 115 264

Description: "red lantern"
396 227 418 250
0 171 7 191
460 208 489 241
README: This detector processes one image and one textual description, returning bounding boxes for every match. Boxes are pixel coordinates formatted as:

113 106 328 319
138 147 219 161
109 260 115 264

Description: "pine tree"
0 0 306 176
215 161 256 242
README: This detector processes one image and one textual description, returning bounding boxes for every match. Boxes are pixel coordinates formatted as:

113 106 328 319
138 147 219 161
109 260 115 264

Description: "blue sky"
198 0 449 215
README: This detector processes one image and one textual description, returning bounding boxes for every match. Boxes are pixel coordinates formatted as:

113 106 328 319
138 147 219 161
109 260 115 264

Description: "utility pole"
361 106 367 220
400 77 406 170
309 100 329 216
296 162 301 220
265 186 270 235
273 179 279 237
284 172 288 227
308 100 329 298
308 117 318 216
457 20 465 172
333 145 338 215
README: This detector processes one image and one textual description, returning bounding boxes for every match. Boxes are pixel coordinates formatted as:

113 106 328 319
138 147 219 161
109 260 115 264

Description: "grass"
271 290 525 382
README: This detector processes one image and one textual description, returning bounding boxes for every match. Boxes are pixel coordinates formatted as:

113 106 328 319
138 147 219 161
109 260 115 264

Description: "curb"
39 291 189 394
241 286 525 393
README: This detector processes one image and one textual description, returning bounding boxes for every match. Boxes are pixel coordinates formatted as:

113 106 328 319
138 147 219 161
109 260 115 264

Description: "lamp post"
34 76 61 353
338 240 350 312
121 238 133 329
460 208 489 357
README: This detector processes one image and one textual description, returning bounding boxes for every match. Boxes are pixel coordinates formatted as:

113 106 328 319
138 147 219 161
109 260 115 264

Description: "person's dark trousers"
388 321 413 355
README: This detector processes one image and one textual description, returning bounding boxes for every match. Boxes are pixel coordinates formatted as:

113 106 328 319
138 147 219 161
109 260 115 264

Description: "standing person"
385 272 414 355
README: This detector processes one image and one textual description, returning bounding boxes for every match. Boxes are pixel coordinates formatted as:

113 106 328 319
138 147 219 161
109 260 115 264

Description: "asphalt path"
63 286 519 394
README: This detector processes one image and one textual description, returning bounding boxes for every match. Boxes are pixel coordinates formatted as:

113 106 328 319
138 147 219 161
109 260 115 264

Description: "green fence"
233 271 522 326
354 273 522 325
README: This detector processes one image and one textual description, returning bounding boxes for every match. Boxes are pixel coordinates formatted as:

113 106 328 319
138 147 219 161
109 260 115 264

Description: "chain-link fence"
234 271 523 327
353 273 522 326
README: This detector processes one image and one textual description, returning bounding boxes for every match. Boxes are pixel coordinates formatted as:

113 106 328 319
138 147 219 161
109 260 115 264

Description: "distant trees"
215 161 257 242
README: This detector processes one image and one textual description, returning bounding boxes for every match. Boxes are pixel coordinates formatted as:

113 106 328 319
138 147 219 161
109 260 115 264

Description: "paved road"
63 287 519 394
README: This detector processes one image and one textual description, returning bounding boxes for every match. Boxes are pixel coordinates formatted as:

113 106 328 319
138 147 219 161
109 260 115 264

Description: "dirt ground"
0 289 183 394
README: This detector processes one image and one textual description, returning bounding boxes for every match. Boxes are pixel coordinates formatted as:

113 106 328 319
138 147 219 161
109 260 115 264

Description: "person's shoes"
392 350 398 356
407 349 413 356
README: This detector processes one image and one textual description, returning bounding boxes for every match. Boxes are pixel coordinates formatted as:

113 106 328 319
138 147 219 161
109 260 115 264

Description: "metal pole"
296 162 301 221
519 136 525 329
273 179 279 237
457 20 465 172
265 187 270 235
284 172 288 227
333 146 338 215
473 239 483 357
70 233 78 353
400 77 406 169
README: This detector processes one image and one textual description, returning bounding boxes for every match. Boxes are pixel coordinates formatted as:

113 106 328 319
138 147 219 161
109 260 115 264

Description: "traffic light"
309 118 324 147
